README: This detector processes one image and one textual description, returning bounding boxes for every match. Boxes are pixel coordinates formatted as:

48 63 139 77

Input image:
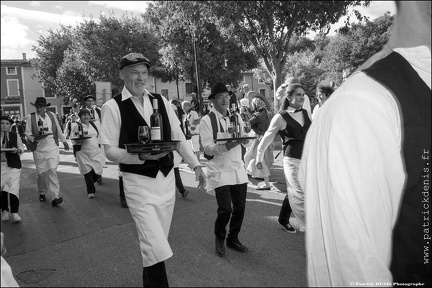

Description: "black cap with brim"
30 97 51 107
120 53 152 70
208 82 229 100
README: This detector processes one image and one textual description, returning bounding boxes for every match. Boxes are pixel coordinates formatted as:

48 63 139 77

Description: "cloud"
358 1 396 19
1 4 88 26
30 1 40 7
1 16 34 59
88 1 149 13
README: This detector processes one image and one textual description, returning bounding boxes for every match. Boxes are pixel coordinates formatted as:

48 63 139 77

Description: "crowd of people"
1 2 430 286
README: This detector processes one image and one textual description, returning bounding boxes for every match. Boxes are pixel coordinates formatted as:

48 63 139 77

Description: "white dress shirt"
100 87 199 169
299 45 431 286
200 108 248 191
256 106 305 163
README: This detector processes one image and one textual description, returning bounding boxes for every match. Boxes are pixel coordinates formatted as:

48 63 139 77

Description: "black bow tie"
294 109 302 113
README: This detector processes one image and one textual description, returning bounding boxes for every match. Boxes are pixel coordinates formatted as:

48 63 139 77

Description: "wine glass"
243 121 251 133
138 126 150 144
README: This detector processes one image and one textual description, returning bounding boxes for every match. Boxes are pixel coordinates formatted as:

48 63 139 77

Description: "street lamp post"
192 31 203 116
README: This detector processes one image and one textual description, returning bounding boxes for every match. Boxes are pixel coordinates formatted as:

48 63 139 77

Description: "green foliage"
320 11 394 85
32 13 165 103
144 1 259 93
204 0 369 111
284 50 326 97
31 25 75 98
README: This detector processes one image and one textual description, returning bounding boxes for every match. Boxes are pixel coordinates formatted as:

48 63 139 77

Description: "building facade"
1 54 273 118
1 53 63 119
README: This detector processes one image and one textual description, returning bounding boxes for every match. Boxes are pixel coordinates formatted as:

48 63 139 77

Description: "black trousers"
174 167 185 194
84 169 98 194
214 183 247 241
119 176 125 197
1 191 19 213
278 195 292 225
142 261 169 287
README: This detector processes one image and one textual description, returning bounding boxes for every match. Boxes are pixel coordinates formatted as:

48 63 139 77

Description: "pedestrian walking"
71 109 104 199
1 115 24 223
200 82 250 257
244 97 274 190
256 84 311 233
100 52 206 287
24 97 69 207
182 101 201 163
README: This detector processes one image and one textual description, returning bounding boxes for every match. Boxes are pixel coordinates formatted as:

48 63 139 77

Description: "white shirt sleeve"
256 114 285 163
299 72 405 285
100 99 145 165
24 114 34 142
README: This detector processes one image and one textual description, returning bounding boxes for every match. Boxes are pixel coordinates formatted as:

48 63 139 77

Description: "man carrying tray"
100 52 206 287
24 97 69 207
199 82 251 257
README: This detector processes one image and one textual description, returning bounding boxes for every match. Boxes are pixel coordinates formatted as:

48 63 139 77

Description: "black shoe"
120 196 128 208
51 197 63 207
226 238 248 253
181 190 189 199
280 222 296 234
215 237 225 257
39 194 46 202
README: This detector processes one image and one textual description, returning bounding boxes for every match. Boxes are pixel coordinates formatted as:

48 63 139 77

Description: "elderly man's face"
120 64 149 96
212 92 230 115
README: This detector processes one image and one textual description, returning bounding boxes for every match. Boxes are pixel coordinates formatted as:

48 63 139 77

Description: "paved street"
1 140 307 287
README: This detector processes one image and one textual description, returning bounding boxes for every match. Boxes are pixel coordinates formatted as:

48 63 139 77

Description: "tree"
320 11 394 85
144 1 259 95
31 25 75 100
206 0 369 111
284 50 326 98
32 13 164 104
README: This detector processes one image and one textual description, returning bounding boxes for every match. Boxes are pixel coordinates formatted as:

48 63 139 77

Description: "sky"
1 1 396 60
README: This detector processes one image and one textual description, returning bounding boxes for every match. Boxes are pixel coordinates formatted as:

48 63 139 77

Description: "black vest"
279 109 311 159
363 52 431 285
114 93 173 178
4 132 22 169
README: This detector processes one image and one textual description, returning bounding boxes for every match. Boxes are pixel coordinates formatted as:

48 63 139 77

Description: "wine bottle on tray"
150 99 163 142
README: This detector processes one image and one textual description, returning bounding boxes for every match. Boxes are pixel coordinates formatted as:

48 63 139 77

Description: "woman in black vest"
255 84 311 233
1 115 24 223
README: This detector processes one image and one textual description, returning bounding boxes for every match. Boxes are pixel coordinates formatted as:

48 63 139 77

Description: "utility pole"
192 30 203 116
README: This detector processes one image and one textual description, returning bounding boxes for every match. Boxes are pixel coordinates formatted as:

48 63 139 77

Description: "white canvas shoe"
11 213 21 223
1 211 10 222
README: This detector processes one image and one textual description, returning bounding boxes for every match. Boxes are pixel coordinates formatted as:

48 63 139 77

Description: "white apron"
123 169 176 267
283 157 305 230
1 162 21 197
75 124 104 175
33 137 60 174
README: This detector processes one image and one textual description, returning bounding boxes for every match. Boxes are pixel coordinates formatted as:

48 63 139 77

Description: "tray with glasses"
70 136 92 140
124 141 180 154
214 136 256 142
31 133 53 141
